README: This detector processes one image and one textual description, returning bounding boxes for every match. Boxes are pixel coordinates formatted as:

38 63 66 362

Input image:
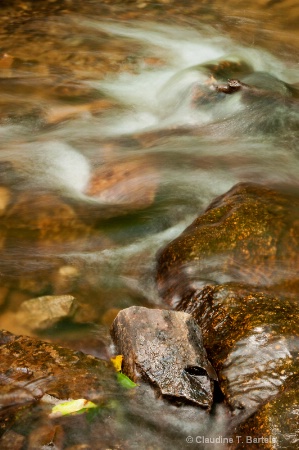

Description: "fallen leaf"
111 355 123 372
50 398 97 418
117 372 137 389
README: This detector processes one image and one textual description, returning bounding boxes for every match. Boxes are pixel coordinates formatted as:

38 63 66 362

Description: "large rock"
231 378 299 449
0 329 116 404
157 182 299 307
177 283 299 415
156 182 299 445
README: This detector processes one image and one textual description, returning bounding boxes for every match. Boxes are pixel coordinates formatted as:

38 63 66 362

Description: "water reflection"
0 1 298 448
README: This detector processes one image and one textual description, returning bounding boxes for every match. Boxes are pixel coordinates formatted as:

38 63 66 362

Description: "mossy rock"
231 377 299 449
157 182 299 307
177 283 299 414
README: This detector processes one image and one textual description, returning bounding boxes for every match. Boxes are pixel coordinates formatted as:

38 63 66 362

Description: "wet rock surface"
156 182 299 445
0 329 116 403
231 378 299 449
157 182 299 307
111 306 217 408
0 329 125 448
0 1 298 448
0 328 226 450
177 283 299 414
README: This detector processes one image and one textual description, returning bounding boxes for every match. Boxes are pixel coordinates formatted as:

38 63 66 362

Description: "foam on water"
80 21 290 137
1 19 297 267
0 141 91 194
79 20 226 68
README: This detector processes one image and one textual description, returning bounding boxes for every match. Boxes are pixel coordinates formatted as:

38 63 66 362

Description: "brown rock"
17 295 78 331
157 182 299 307
85 157 159 210
45 99 115 124
177 283 299 415
4 192 89 241
111 306 217 408
231 377 299 449
0 286 9 308
156 182 299 441
0 430 25 450
0 186 11 216
0 329 117 404
27 424 64 450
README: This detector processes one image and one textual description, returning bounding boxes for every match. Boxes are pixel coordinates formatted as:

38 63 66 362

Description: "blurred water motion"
0 1 298 448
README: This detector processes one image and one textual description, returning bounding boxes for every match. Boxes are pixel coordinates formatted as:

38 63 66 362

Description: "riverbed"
0 1 298 448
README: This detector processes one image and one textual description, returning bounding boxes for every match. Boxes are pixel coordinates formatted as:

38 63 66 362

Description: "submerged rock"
17 295 78 331
85 156 159 211
111 306 217 409
0 430 25 450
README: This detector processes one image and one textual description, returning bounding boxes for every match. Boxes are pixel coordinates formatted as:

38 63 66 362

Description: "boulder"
177 283 299 415
157 182 299 307
231 377 299 449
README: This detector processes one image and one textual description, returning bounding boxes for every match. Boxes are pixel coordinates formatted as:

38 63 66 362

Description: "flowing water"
0 1 298 448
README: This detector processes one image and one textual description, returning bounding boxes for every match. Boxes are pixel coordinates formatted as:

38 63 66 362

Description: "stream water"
0 1 298 448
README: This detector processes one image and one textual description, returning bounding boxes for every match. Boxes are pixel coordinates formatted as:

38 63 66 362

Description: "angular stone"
111 306 217 408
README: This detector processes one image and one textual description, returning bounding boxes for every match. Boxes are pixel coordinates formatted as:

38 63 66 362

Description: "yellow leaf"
111 354 123 372
50 399 97 418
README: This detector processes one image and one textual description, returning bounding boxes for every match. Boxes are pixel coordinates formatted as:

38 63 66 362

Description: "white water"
81 21 290 136
1 21 297 199
1 20 298 283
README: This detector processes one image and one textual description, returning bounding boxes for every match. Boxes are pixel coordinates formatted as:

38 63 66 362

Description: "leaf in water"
111 354 136 388
117 372 137 389
111 354 123 372
50 398 97 418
